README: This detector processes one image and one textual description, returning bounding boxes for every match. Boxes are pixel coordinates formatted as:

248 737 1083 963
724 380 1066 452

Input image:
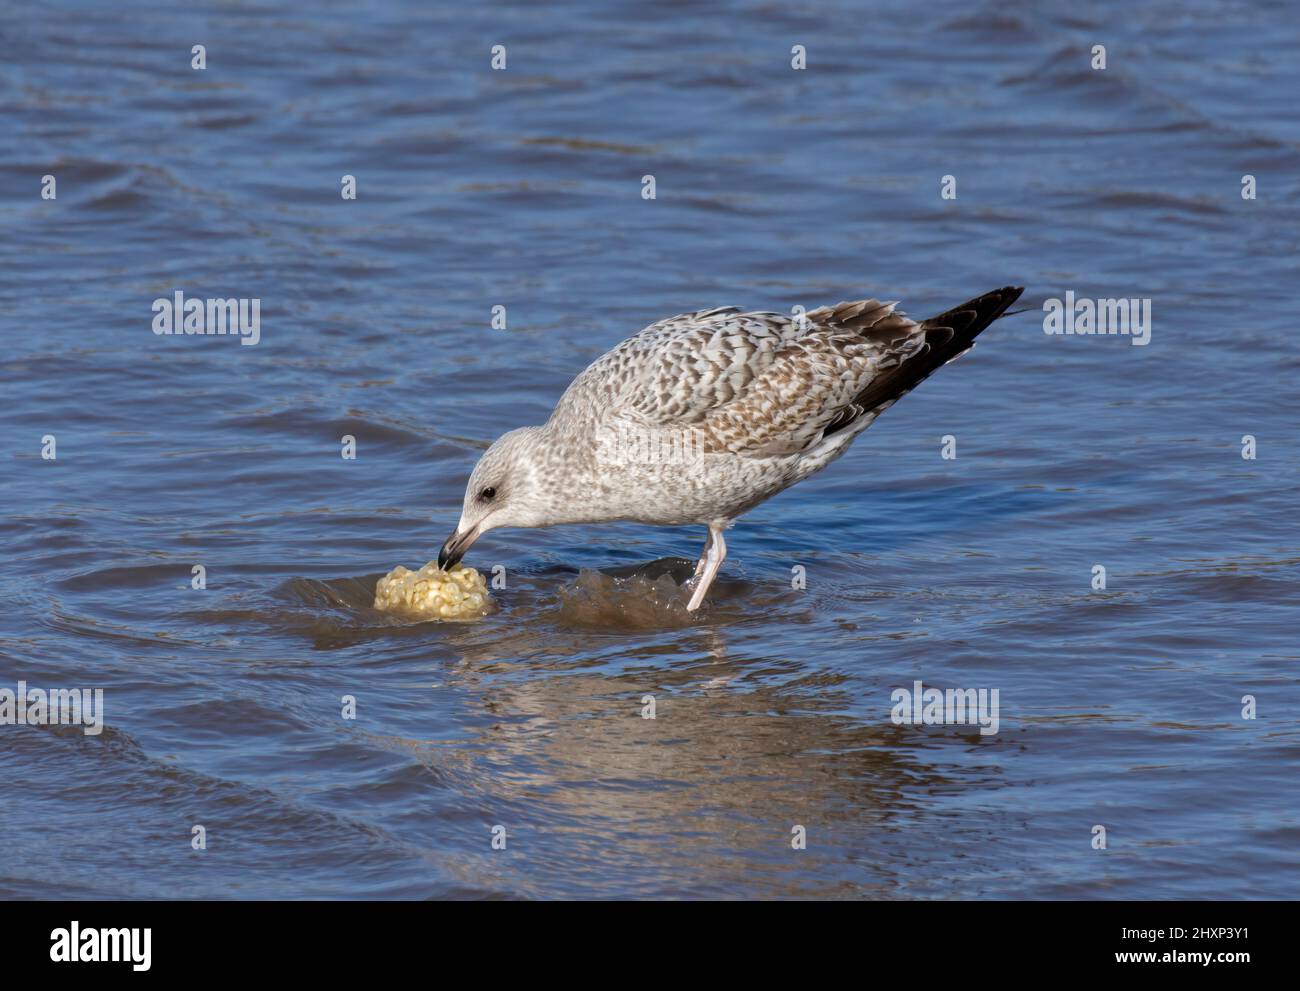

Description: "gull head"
438 426 560 569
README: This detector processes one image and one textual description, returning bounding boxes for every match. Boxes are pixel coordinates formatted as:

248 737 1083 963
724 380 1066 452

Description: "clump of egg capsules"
373 562 491 620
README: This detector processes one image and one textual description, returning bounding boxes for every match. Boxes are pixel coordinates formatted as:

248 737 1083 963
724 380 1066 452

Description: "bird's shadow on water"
273 557 801 649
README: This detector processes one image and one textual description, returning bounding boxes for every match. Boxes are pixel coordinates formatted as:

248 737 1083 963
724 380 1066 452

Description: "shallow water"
2 0 1298 899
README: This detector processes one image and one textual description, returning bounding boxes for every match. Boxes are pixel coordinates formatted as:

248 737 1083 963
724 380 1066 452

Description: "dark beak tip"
437 542 459 571
438 532 465 571
438 525 477 572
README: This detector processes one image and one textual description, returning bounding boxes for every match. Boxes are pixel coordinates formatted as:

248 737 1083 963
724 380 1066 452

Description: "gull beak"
438 524 480 571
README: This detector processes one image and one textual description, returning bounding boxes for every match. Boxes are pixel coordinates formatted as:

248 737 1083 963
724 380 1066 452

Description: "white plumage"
439 286 1023 610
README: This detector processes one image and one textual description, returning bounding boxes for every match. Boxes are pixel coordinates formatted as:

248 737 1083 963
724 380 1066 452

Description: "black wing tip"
983 285 1025 308
925 285 1024 335
820 285 1022 440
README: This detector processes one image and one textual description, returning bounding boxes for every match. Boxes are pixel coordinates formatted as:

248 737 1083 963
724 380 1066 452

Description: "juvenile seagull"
440 286 1024 610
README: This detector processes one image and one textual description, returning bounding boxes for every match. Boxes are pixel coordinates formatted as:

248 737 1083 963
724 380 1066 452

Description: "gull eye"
479 486 496 502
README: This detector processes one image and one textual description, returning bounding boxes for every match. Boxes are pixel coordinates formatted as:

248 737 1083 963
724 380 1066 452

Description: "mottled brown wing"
554 301 928 456
555 307 791 425
693 300 927 454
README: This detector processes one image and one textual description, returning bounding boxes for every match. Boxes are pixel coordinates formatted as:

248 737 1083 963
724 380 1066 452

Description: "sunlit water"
2 0 1298 899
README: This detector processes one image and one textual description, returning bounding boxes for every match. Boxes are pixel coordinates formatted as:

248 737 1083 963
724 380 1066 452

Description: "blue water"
1 0 1297 898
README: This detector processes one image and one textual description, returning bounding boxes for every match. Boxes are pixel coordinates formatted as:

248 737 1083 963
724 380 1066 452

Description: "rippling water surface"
2 0 1298 899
